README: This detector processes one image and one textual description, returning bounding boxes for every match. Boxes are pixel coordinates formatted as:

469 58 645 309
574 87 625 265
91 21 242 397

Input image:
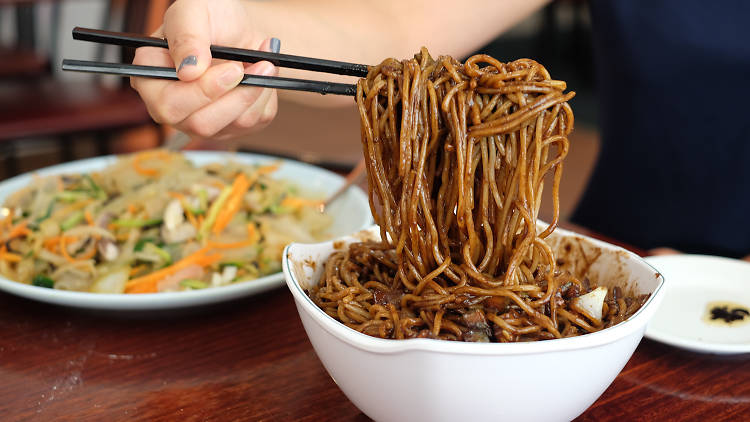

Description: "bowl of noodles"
0 150 371 310
283 50 666 421
283 225 665 422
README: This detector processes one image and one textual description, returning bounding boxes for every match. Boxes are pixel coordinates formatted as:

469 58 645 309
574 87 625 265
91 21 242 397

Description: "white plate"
0 151 372 311
644 255 750 354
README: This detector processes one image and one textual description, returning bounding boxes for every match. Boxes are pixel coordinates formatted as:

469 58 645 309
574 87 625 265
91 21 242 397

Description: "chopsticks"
72 27 370 77
62 27 368 96
61 59 358 96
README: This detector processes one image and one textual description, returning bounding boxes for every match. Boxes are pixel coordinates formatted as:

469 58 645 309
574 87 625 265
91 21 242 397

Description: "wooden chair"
0 0 168 178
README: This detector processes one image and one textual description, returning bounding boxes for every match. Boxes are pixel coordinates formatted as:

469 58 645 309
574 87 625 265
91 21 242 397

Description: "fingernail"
178 55 197 72
270 38 281 54
219 64 244 88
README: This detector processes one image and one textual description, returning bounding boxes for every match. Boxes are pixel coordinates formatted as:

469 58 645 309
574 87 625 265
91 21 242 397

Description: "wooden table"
0 229 748 421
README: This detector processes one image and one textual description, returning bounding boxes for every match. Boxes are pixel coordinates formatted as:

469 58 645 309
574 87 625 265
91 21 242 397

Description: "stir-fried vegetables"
0 150 331 293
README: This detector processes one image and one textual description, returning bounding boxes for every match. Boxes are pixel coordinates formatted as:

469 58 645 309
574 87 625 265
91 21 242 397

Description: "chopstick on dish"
62 27 367 96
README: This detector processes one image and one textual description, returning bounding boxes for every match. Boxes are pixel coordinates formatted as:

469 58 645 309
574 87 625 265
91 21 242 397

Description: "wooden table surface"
0 225 748 421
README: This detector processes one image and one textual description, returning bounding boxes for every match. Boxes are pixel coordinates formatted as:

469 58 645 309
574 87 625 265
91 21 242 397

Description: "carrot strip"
0 253 22 263
43 235 78 252
0 220 30 252
75 247 97 261
133 151 160 177
85 210 95 226
129 264 148 277
212 173 250 235
254 163 280 178
127 204 138 214
43 239 56 250
60 236 76 263
59 235 97 262
125 250 222 294
186 207 198 229
207 239 257 250
244 163 280 192
0 246 22 263
6 221 31 240
202 225 259 251
280 197 324 210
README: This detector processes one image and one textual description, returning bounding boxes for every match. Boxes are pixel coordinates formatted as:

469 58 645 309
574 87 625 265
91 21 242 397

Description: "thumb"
163 2 212 81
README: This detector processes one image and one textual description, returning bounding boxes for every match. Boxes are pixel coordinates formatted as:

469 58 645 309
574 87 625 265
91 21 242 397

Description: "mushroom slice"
164 199 184 231
98 239 120 261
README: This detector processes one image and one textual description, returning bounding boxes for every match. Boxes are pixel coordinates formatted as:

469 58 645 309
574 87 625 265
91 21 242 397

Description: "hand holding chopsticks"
63 27 367 96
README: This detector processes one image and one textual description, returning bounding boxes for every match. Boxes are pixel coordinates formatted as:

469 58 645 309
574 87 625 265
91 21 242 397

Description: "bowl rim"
283 225 666 356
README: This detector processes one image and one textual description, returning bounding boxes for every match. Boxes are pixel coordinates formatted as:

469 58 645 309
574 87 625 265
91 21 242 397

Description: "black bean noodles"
310 49 647 342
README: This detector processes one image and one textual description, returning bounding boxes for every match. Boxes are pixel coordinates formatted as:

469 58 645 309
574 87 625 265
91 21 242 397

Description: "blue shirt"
571 0 750 258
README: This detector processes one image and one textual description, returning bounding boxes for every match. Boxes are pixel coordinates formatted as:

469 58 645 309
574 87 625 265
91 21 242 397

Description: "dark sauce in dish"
704 301 750 326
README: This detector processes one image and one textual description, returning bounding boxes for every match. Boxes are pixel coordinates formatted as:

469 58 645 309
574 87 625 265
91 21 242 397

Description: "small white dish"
283 225 666 422
644 254 750 354
0 151 372 310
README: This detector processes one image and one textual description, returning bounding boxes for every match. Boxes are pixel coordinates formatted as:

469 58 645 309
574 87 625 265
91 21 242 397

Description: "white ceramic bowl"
283 225 666 422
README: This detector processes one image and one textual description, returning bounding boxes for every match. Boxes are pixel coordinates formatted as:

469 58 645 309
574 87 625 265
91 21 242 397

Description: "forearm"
242 0 549 107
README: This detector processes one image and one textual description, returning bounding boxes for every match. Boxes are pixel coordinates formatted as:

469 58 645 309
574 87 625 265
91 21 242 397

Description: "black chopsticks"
72 27 369 77
61 60 357 96
62 27 368 96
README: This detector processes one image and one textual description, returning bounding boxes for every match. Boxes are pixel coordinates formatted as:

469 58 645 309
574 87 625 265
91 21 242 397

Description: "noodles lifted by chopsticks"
310 49 647 342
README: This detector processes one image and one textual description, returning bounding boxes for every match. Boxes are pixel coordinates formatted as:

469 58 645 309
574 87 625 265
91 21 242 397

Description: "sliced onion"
91 268 130 294
570 286 608 325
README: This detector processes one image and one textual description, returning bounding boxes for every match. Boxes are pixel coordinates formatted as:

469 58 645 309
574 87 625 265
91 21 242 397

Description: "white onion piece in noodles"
571 286 608 324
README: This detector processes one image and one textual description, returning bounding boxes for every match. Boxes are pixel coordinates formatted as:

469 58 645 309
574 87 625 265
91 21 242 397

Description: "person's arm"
247 0 549 106
131 0 549 140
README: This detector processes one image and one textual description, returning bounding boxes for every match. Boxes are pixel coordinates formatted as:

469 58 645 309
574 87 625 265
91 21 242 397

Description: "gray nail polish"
270 38 281 54
178 55 197 72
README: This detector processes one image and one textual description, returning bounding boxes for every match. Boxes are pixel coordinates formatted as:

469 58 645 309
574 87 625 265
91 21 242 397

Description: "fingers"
235 73 279 134
131 21 281 141
175 36 280 141
179 60 278 140
163 0 213 81
131 46 170 99
131 26 171 88
232 37 280 133
133 60 245 125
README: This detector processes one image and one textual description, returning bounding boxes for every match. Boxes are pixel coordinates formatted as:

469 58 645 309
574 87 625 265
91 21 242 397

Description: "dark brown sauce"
704 301 750 325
